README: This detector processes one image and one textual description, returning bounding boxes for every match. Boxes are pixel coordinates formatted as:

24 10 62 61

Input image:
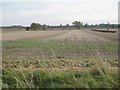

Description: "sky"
1 0 119 26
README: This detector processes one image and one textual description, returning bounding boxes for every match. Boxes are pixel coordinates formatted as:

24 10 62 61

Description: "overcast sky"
1 0 119 26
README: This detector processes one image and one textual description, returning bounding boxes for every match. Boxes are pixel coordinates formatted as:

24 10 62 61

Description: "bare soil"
44 29 118 42
2 29 67 42
2 28 118 42
2 59 118 70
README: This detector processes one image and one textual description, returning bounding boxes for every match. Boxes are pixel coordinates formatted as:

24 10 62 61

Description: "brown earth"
2 28 118 42
44 29 118 42
2 29 68 42
2 59 118 70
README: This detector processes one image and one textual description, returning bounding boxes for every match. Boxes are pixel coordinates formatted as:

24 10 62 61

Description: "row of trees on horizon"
2 21 119 30
28 21 118 30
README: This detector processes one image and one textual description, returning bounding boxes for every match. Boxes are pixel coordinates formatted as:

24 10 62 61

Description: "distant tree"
31 23 36 30
90 24 94 27
84 23 89 28
111 24 115 29
60 24 62 27
11 25 22 29
66 24 70 27
95 24 98 28
42 24 48 30
66 24 70 28
107 23 110 32
30 23 41 30
118 24 120 28
98 23 106 28
72 21 83 29
107 23 111 27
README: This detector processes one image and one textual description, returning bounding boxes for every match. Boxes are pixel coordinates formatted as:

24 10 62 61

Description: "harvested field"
2 28 118 42
2 0 119 88
2 28 118 60
2 29 67 42
2 28 119 88
44 29 118 42
2 28 118 62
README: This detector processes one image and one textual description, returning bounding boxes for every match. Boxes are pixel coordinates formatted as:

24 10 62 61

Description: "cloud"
2 0 118 26
2 0 119 3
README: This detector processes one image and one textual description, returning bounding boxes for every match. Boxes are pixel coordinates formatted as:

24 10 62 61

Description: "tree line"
2 21 118 30
26 21 118 31
26 23 48 31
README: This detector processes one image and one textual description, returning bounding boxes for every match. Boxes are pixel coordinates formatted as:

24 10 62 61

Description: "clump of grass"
24 63 31 68
2 66 119 88
2 69 17 88
89 60 119 88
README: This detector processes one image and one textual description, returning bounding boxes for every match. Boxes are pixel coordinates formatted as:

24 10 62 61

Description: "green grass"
2 40 118 61
3 40 118 50
3 57 118 62
2 64 118 88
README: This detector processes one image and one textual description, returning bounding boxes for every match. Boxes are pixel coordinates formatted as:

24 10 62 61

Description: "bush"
30 23 48 30
42 25 48 30
30 23 41 30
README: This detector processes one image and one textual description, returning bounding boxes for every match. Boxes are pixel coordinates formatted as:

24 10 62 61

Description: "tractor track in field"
44 29 118 42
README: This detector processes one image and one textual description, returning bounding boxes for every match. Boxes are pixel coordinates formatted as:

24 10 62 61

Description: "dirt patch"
2 59 118 70
44 29 118 42
2 30 67 42
2 29 118 42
